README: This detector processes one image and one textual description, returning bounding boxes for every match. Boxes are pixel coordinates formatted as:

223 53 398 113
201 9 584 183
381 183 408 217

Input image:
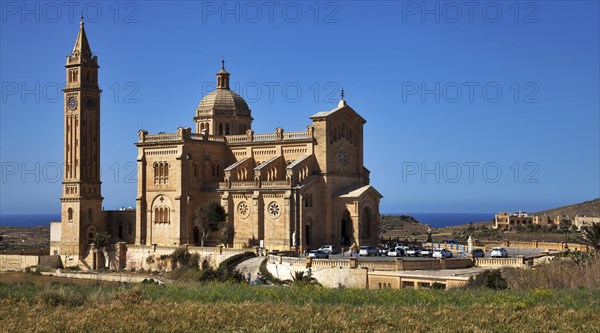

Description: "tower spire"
72 16 92 59
216 59 230 90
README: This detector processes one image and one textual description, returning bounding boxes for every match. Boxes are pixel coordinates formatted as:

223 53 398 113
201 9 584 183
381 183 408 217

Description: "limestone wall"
122 244 250 271
266 257 367 288
0 254 60 271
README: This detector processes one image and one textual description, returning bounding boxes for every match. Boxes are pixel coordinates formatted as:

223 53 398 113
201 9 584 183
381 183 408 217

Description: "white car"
490 247 508 258
359 246 378 256
308 250 329 259
318 245 338 254
420 248 433 257
406 246 422 257
387 246 404 257
432 248 453 259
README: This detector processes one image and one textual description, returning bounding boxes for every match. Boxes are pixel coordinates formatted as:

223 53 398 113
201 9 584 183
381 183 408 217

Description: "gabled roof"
224 156 252 172
254 155 281 171
338 185 383 199
310 100 366 124
286 155 311 169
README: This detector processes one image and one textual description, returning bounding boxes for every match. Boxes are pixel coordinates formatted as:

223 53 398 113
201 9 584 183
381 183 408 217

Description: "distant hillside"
535 198 600 218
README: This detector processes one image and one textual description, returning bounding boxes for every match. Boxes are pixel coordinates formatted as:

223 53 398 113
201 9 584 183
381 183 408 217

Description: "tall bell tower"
60 17 103 257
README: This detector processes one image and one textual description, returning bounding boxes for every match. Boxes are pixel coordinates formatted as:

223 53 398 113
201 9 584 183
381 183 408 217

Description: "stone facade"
135 67 383 251
55 20 382 261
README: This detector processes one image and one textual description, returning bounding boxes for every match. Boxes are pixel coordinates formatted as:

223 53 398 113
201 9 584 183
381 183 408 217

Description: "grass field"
2 277 600 332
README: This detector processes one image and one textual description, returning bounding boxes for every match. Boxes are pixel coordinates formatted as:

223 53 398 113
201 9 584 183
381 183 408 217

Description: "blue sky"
1 1 598 214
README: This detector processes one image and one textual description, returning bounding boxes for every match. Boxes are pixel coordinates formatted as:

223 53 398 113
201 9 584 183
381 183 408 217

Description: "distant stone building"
52 19 382 261
493 211 552 230
573 216 600 230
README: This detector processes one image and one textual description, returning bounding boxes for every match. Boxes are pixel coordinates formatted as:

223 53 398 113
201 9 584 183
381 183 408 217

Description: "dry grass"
1 279 600 332
2 298 600 333
503 256 600 289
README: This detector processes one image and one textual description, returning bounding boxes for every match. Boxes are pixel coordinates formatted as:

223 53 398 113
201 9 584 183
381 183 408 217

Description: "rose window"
238 201 250 218
268 202 281 218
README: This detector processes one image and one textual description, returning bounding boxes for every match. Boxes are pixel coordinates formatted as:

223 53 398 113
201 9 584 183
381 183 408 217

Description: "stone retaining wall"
0 254 60 271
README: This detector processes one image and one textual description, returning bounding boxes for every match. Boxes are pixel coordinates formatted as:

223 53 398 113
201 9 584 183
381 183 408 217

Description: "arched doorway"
304 217 313 248
341 210 352 246
193 226 200 245
118 221 123 239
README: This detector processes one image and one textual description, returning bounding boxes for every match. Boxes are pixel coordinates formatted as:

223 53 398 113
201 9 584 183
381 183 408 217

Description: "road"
318 247 545 261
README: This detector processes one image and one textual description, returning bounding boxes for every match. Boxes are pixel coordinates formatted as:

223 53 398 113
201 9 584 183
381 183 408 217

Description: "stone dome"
196 89 251 117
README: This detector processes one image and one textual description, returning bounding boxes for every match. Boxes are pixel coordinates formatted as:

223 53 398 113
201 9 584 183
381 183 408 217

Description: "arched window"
219 123 223 135
164 163 169 184
88 208 93 222
225 123 230 135
67 208 73 221
154 162 169 185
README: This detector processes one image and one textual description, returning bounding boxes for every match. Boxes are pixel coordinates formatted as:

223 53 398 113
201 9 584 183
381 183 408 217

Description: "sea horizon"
0 212 494 229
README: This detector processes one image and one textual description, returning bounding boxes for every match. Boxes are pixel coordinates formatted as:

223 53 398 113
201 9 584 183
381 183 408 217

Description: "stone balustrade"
140 128 312 145
269 254 474 272
260 180 288 187
253 133 277 141
474 257 528 269
143 133 181 142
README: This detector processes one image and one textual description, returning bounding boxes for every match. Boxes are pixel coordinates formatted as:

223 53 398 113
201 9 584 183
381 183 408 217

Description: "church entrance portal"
193 226 200 245
341 210 352 246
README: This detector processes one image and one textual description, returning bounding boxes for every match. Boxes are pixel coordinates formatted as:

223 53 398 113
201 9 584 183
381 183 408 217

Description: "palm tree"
92 232 111 269
579 223 600 252
287 270 319 286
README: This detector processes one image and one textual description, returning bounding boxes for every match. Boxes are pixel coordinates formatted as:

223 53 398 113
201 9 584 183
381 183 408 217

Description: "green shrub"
170 247 192 269
145 255 155 265
259 258 285 285
431 282 445 290
468 270 507 290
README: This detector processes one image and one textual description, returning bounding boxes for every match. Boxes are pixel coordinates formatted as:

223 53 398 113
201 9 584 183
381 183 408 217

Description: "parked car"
387 246 404 257
432 248 453 258
378 245 390 256
420 248 433 257
308 250 329 259
490 247 508 258
359 246 378 256
318 245 338 254
406 246 422 257
471 248 485 258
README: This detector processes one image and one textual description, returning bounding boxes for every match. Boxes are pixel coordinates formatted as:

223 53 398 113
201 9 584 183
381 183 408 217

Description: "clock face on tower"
85 97 96 110
336 147 349 166
68 97 78 111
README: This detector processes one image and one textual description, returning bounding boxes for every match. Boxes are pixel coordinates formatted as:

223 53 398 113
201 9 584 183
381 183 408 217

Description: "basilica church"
52 20 382 257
